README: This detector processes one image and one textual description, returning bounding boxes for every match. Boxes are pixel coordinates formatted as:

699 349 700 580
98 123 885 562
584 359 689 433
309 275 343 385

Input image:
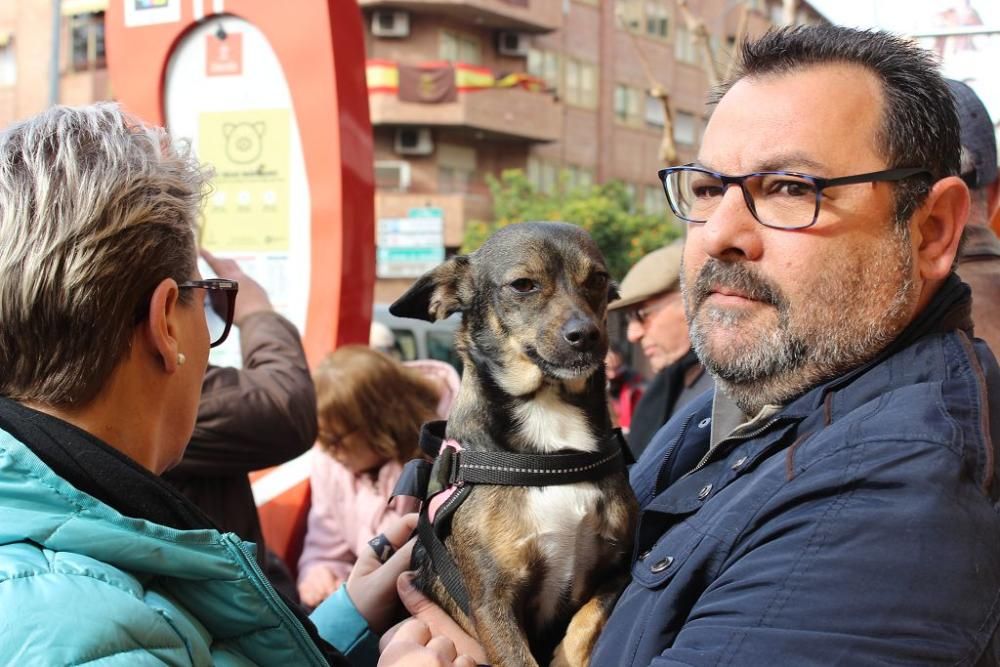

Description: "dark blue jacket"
593 278 1000 666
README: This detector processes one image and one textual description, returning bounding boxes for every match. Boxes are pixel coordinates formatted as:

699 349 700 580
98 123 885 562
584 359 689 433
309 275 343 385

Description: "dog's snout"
562 316 600 351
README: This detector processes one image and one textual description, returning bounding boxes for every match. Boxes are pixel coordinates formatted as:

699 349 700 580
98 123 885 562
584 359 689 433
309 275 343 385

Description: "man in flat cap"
610 240 713 459
950 78 1000 353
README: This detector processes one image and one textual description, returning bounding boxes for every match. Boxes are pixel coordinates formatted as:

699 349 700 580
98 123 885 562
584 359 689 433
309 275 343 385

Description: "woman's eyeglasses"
178 278 239 347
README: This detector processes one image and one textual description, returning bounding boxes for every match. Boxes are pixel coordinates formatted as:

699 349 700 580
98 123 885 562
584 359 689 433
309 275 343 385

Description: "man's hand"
378 619 479 667
201 249 272 325
380 572 487 664
346 513 419 634
298 566 342 609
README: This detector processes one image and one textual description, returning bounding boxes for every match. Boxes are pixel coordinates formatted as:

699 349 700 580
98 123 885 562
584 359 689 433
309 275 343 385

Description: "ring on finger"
368 533 395 564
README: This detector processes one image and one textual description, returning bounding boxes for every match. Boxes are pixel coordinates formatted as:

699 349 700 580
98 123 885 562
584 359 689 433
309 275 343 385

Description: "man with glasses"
610 240 712 458
588 25 1000 664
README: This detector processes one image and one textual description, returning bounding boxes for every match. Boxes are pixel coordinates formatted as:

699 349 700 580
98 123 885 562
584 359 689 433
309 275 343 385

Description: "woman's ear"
144 278 182 373
914 175 969 281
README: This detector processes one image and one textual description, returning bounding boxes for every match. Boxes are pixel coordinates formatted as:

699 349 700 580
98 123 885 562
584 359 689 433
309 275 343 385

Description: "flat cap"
609 240 684 311
947 78 997 189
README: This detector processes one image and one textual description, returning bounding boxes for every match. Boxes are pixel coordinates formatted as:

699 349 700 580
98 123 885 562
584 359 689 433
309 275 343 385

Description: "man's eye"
767 179 813 197
691 182 723 199
509 278 537 293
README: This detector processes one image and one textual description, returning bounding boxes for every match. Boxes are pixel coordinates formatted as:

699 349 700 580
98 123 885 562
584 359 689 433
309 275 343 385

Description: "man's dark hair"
713 25 961 226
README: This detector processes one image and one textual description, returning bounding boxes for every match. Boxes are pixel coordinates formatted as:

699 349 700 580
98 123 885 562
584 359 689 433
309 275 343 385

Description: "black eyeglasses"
178 278 239 347
625 300 666 325
658 165 932 230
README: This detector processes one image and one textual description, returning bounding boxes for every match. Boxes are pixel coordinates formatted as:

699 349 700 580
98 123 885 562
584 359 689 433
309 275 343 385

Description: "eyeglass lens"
666 169 820 229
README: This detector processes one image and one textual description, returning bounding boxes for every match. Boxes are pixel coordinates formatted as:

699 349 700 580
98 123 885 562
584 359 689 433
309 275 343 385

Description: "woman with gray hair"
0 104 462 666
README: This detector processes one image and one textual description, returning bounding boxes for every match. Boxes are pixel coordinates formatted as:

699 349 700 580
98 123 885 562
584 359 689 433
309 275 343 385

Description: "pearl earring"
177 352 186 366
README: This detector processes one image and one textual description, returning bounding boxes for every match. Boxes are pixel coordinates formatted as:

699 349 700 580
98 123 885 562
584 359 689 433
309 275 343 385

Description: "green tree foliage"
461 169 682 280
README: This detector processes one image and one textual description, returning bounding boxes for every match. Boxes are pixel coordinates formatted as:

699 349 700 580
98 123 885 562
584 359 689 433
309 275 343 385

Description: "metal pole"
909 26 1000 39
48 0 61 106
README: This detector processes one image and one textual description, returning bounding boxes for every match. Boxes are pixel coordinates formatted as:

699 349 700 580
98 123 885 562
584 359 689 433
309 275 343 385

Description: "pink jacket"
297 360 460 586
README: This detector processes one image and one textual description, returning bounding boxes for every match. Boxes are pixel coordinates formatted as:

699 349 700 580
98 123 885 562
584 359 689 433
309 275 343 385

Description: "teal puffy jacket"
0 427 356 665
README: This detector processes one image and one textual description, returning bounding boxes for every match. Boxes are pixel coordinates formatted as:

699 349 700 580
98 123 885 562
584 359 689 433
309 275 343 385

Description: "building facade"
0 0 825 303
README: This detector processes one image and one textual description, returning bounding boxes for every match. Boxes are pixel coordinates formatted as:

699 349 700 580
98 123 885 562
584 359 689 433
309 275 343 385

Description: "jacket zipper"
225 533 328 666
653 412 696 495
682 416 788 480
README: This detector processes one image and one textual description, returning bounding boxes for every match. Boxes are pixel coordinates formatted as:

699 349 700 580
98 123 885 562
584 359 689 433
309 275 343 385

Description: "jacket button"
698 483 713 500
650 556 674 573
698 418 712 429
731 455 748 470
638 548 652 561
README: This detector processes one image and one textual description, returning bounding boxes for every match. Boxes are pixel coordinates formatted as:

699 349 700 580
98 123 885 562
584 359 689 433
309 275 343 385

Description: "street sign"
377 209 445 278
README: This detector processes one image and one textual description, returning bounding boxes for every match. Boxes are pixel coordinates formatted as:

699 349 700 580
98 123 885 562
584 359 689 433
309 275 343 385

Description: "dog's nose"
562 317 600 351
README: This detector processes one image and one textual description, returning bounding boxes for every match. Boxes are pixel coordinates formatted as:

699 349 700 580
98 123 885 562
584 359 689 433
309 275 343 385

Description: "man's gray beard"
684 233 915 417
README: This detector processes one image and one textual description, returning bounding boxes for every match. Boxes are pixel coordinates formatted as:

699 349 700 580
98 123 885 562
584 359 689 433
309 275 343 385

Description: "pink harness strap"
427 438 463 522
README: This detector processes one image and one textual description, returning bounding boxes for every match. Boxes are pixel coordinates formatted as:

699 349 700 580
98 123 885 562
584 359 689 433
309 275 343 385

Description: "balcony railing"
367 60 562 143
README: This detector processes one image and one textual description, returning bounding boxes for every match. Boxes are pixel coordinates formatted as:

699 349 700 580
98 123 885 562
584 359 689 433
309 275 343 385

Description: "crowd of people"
1 22 1000 667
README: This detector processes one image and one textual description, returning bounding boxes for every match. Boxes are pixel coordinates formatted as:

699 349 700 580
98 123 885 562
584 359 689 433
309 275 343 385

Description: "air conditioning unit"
497 31 530 57
371 10 410 38
394 128 434 156
374 160 412 192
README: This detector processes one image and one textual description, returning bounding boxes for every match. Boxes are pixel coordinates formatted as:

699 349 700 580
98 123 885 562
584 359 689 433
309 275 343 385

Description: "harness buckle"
428 447 459 497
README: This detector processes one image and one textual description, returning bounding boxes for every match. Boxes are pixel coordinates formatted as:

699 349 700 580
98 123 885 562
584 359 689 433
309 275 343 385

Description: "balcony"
370 87 562 143
360 0 560 33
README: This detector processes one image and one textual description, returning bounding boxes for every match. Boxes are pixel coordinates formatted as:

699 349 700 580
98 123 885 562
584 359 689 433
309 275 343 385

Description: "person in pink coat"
297 345 459 608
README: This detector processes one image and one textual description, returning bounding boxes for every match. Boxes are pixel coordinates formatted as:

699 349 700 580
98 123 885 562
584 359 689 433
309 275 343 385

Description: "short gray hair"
0 103 210 406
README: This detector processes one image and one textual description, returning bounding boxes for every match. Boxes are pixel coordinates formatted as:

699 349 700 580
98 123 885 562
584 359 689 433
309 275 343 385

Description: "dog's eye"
587 273 609 290
509 278 538 293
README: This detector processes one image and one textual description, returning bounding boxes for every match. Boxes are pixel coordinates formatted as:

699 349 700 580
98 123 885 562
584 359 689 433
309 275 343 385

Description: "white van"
372 303 463 374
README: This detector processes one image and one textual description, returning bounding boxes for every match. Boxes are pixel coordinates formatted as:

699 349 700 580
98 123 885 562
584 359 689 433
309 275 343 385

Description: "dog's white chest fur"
512 385 598 453
513 384 603 628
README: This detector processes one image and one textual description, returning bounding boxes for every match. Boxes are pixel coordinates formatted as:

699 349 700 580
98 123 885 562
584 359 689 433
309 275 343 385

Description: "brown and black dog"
391 221 638 667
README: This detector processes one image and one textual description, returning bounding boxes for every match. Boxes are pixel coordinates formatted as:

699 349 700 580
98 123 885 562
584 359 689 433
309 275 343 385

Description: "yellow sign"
199 109 291 252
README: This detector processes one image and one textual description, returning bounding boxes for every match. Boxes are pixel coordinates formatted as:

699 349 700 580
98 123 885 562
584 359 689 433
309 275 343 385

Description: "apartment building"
0 0 826 302
361 0 826 299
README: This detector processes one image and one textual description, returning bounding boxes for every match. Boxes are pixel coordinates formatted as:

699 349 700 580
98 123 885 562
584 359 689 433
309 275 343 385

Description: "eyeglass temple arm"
820 167 931 188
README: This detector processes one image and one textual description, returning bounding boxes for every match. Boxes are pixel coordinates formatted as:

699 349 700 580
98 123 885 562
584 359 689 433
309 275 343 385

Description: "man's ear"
913 175 969 281
144 278 182 373
390 255 472 322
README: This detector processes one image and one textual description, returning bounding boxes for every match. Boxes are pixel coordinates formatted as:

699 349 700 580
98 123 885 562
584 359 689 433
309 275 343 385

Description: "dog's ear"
390 255 471 322
608 279 621 305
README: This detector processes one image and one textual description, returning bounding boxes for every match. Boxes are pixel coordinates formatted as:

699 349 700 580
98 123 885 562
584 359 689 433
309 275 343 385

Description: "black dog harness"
391 420 630 616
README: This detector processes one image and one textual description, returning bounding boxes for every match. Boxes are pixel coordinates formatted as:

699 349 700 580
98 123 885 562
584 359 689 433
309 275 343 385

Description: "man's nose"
697 184 763 261
626 318 644 343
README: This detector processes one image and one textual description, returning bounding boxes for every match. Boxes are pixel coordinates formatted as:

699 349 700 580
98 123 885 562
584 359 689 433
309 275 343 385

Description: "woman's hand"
378 619 479 667
379 572 488 664
345 513 419 634
298 566 341 609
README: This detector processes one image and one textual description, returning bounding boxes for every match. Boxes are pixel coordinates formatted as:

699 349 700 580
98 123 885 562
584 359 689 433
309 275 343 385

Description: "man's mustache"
689 259 786 312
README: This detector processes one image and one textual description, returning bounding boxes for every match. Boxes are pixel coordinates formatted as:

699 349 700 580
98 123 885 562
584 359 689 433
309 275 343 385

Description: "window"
566 165 594 191
645 92 666 127
527 156 558 194
644 185 666 214
438 143 477 194
622 182 637 212
564 57 597 109
440 31 481 64
527 48 561 95
674 24 698 64
617 0 671 39
0 36 14 87
673 111 697 145
614 84 642 125
644 0 670 38
70 12 105 72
